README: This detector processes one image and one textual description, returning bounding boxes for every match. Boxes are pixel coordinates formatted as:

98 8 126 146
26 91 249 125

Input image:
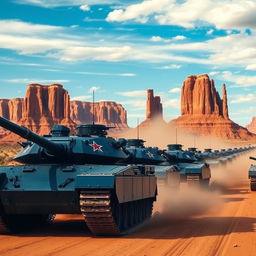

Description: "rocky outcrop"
247 117 256 134
0 98 23 122
146 89 163 120
17 84 74 135
222 84 229 119
172 74 255 140
70 101 128 128
0 83 129 141
181 74 228 118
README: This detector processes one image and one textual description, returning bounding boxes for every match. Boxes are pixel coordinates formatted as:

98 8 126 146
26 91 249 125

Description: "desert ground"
0 150 256 256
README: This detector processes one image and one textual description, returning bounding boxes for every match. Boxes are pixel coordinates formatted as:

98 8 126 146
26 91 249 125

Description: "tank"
163 144 211 187
0 117 157 236
187 147 204 161
249 156 256 191
123 139 180 189
123 139 165 165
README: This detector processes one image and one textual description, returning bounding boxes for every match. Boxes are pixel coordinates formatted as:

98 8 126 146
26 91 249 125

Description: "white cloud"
0 20 62 35
4 78 69 84
80 4 90 11
0 34 82 54
1 20 256 69
107 0 256 31
230 94 256 104
159 64 182 69
209 71 219 76
88 86 100 93
16 0 117 7
169 88 181 93
150 35 186 43
150 36 165 42
219 71 256 87
172 35 186 40
246 64 256 70
117 90 146 97
107 0 174 23
71 95 92 101
51 46 134 62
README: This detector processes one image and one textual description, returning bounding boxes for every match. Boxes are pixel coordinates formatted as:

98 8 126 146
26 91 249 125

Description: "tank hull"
0 164 157 235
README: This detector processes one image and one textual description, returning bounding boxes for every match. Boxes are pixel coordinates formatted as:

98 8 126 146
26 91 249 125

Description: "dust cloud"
112 119 251 151
113 120 255 223
153 184 222 221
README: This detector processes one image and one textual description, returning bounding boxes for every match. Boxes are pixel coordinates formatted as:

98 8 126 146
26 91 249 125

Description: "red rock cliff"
247 117 256 134
181 74 228 118
70 101 128 128
18 84 73 134
0 84 128 140
172 74 255 140
146 89 163 120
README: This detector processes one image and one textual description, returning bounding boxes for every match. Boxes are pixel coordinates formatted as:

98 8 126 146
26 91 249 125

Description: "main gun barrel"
249 156 256 161
0 116 64 154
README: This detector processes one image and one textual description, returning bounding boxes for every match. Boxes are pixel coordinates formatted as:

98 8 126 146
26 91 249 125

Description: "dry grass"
0 144 20 165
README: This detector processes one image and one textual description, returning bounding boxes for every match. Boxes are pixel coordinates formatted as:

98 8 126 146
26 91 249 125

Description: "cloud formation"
107 0 256 30
16 0 117 7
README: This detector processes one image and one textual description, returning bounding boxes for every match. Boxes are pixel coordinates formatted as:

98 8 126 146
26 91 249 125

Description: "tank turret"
0 117 129 164
124 139 165 164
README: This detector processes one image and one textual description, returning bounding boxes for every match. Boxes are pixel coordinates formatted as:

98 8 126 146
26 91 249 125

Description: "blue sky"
1 0 256 127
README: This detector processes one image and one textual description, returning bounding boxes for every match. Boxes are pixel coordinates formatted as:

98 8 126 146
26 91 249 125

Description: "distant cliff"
0 83 128 139
146 89 163 120
70 101 128 128
247 117 256 134
171 74 255 140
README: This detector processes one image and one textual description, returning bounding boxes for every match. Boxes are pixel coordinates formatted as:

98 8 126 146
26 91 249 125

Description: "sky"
0 0 256 127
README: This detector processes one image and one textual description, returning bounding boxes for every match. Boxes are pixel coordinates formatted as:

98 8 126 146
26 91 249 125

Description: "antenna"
92 90 95 125
137 118 139 139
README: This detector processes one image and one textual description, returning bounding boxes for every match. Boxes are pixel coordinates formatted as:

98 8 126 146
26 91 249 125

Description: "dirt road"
0 151 256 256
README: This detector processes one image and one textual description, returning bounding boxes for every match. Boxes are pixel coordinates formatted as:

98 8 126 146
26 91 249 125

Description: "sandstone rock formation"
146 89 163 120
172 74 255 140
0 83 128 141
70 101 128 128
0 98 23 122
17 84 74 135
247 117 256 134
181 74 228 117
139 89 165 128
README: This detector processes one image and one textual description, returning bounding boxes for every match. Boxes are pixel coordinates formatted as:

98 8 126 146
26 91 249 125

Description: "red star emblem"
89 141 103 152
146 151 154 158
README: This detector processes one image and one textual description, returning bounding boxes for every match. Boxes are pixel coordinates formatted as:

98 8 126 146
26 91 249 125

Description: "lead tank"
0 117 157 236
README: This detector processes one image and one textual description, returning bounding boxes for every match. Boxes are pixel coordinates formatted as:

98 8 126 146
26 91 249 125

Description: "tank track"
187 175 200 187
250 178 256 191
80 190 153 236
